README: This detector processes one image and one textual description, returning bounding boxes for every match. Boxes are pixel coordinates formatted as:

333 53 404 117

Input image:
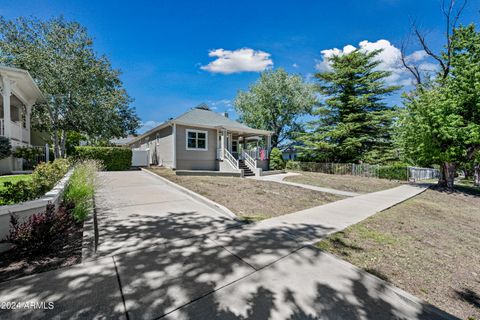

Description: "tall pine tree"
299 49 399 163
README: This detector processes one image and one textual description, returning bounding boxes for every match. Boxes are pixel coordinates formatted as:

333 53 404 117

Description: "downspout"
172 123 176 169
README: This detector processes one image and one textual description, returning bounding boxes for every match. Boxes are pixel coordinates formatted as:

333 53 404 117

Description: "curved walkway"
253 172 361 197
0 171 453 320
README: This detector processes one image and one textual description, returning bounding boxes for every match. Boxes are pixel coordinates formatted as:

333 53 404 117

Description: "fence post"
45 144 50 163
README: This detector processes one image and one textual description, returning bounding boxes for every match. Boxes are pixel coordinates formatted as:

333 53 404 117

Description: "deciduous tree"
0 16 139 157
234 68 317 148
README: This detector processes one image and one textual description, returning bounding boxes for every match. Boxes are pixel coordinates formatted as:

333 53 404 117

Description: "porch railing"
242 150 257 172
244 148 258 160
224 149 239 169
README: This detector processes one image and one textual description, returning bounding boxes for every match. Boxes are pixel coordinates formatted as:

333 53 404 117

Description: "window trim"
185 129 208 151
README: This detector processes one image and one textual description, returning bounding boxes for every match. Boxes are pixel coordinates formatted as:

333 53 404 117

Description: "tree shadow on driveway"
0 209 457 320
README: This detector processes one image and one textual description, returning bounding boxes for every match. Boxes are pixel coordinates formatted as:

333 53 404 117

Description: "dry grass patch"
285 171 404 193
148 168 343 220
316 188 480 319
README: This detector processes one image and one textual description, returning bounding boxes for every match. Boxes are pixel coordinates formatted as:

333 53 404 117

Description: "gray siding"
154 126 173 167
131 126 174 167
175 125 217 170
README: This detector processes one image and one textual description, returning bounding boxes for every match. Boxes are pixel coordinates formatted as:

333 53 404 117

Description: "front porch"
0 74 34 147
215 128 272 177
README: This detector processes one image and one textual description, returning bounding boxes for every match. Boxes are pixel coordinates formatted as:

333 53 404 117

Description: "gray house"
128 104 272 176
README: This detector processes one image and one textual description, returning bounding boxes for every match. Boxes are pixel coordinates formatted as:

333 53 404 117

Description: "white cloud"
292 63 299 68
201 48 273 74
316 40 434 86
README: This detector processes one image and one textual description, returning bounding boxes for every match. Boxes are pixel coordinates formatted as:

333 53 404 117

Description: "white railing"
244 148 258 160
242 150 257 172
408 167 440 181
224 149 239 169
0 119 3 136
216 148 222 160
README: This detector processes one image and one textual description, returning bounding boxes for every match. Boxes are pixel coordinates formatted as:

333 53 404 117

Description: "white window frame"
185 129 208 151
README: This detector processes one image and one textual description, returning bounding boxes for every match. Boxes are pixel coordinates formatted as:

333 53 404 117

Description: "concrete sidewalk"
253 172 361 197
0 171 452 320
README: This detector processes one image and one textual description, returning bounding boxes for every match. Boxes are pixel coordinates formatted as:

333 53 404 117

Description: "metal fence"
288 161 440 181
408 167 440 181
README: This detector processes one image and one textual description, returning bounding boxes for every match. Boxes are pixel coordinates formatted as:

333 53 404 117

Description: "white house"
0 66 44 173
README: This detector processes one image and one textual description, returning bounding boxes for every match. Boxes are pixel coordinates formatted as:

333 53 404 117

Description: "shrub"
32 158 70 194
378 164 409 181
286 160 301 170
0 136 12 160
74 146 131 171
64 160 102 221
3 204 72 253
0 159 70 205
269 147 285 170
12 146 44 168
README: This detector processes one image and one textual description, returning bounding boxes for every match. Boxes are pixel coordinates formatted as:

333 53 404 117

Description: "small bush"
285 160 301 170
377 164 409 181
0 159 70 205
74 146 131 171
32 159 70 194
0 136 12 160
64 160 102 221
269 147 285 170
3 204 72 253
12 146 45 168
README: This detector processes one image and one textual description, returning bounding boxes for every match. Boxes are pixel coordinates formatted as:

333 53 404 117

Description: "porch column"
26 105 31 132
1 76 11 138
221 129 227 159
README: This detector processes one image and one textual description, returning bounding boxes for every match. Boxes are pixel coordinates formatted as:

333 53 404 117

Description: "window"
186 129 208 150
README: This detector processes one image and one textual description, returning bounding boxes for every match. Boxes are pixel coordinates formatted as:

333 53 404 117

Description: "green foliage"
269 147 285 170
74 146 131 171
377 165 409 181
397 24 480 188
32 159 70 194
0 16 139 157
64 160 101 221
235 68 317 147
3 204 73 253
299 49 399 164
0 136 12 160
0 159 70 205
12 146 44 169
12 146 44 160
285 160 301 170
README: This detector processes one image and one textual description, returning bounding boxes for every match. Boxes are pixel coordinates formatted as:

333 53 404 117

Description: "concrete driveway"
0 171 456 320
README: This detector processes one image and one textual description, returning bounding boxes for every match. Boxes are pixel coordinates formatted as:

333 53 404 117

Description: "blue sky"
1 0 479 133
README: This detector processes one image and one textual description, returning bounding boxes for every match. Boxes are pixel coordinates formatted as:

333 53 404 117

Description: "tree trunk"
60 130 67 158
438 162 456 189
474 163 480 187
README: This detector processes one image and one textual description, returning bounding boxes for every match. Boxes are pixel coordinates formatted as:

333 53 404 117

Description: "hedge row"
73 147 132 171
377 165 409 181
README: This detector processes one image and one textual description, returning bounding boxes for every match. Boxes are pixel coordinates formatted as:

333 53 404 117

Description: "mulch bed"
0 222 83 283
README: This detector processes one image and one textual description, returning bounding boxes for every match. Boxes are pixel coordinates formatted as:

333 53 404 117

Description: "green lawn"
0 174 32 191
316 188 480 319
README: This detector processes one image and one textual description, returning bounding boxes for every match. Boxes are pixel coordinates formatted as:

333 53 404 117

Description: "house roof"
128 104 272 146
110 135 137 146
0 65 45 104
